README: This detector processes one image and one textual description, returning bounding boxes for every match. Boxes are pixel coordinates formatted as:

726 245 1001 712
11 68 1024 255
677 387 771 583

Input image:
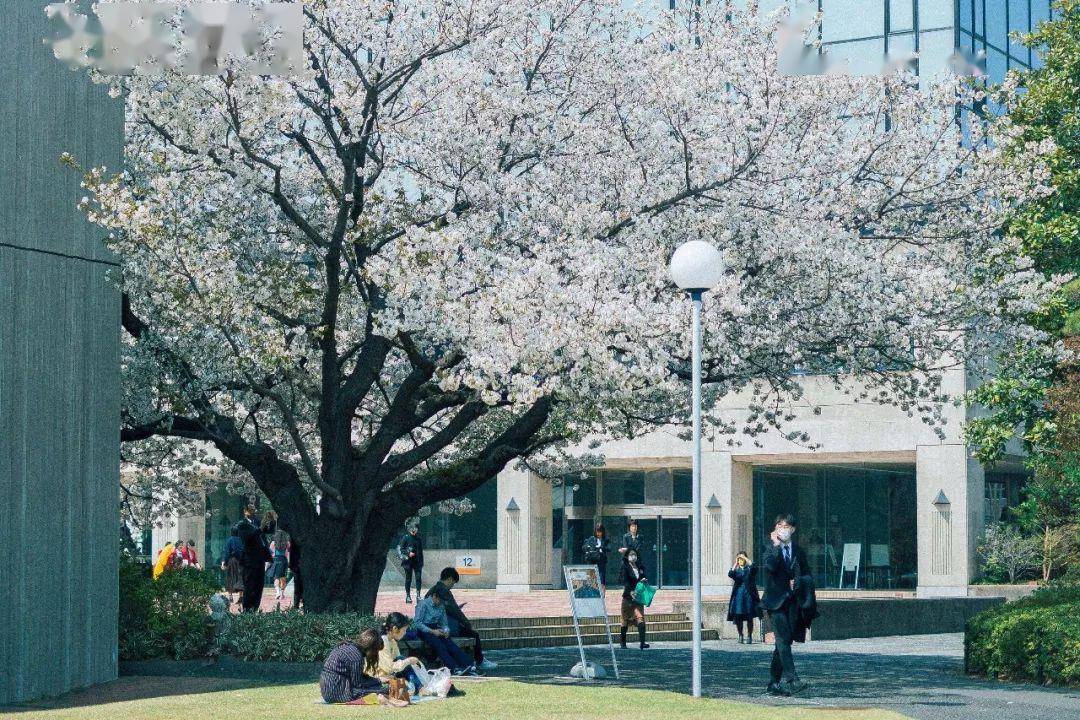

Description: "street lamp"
668 240 723 699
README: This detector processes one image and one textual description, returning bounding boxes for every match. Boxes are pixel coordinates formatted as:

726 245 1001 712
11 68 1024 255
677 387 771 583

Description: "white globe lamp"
668 240 723 291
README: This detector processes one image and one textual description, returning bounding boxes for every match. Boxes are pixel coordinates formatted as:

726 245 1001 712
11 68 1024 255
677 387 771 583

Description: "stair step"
470 613 687 630
483 628 719 651
476 621 696 640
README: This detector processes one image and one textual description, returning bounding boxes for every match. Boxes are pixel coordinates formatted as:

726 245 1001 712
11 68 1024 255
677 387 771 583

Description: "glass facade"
957 0 1059 77
416 480 498 550
753 463 919 589
984 467 1030 524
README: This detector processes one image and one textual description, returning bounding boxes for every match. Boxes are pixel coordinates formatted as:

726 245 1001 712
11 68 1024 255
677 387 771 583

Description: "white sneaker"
478 659 498 671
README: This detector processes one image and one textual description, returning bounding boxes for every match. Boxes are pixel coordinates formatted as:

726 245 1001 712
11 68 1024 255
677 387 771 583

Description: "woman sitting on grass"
320 628 408 706
378 612 427 694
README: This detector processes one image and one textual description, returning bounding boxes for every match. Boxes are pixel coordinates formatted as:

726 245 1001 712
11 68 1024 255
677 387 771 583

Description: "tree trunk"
294 513 399 614
1043 524 1052 583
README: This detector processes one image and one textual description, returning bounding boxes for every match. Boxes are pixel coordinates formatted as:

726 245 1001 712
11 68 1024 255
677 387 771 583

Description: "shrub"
966 580 1080 686
216 609 379 662
977 523 1042 583
119 555 221 660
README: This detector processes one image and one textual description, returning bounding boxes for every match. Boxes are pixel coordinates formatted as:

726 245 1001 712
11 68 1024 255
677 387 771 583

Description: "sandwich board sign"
563 565 619 680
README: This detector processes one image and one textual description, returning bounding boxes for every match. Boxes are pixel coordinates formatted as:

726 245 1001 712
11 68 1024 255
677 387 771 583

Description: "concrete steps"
468 612 717 650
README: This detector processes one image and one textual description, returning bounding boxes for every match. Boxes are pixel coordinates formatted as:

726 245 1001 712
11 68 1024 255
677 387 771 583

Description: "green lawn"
2 677 906 720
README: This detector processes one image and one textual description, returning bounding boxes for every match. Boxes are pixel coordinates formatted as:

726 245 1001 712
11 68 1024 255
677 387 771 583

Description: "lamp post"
668 240 723 699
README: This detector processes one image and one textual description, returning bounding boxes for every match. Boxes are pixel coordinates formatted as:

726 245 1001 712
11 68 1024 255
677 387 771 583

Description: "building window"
753 463 918 590
417 480 497 550
565 470 598 508
672 468 692 504
603 469 646 505
983 468 1030 524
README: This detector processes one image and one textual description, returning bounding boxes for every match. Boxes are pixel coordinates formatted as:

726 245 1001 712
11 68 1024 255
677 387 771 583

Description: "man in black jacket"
425 567 497 671
398 526 424 603
761 513 809 696
235 505 273 612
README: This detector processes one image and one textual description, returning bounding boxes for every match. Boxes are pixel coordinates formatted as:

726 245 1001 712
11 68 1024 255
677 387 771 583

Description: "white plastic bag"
423 667 454 698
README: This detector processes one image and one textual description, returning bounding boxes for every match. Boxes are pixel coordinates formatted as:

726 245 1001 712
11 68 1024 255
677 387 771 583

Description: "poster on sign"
563 565 619 679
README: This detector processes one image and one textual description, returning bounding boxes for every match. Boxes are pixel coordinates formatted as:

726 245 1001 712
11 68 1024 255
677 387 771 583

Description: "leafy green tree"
967 0 1080 579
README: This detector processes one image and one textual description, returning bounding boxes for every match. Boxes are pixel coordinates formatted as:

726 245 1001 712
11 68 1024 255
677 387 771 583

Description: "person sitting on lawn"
378 612 427 694
426 567 497 671
413 591 478 676
320 628 408 707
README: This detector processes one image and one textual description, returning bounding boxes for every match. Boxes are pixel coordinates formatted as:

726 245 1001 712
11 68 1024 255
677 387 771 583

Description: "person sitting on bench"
413 590 477 676
426 567 497 671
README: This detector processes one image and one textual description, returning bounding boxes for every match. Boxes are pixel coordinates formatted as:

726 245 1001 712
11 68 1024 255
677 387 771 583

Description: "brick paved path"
252 587 691 616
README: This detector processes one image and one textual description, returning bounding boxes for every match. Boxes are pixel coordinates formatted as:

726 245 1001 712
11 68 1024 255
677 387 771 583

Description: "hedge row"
119 556 378 662
217 610 379 662
965 582 1080 686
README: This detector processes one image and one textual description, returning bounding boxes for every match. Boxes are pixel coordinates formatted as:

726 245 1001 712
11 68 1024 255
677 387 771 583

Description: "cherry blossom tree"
74 0 1054 612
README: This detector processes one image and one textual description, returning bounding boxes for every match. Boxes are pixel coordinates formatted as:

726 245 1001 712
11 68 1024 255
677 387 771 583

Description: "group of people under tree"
219 504 303 612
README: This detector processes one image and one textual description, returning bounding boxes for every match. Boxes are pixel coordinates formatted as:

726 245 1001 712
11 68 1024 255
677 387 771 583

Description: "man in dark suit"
235 504 272 612
398 525 424 603
761 513 809 696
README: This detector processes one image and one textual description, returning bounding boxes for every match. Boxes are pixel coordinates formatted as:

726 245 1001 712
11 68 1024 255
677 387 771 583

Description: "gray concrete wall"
0 0 124 703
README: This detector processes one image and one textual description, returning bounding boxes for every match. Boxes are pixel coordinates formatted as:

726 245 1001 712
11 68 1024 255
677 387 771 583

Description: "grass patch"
2 676 906 720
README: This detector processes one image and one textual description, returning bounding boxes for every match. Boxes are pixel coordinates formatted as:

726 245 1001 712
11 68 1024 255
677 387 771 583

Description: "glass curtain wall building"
957 0 1060 78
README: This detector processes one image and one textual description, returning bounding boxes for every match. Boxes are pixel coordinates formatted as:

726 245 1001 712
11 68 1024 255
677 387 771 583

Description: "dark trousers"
241 563 265 612
768 599 799 683
292 569 303 606
449 619 484 663
419 632 472 672
404 565 422 597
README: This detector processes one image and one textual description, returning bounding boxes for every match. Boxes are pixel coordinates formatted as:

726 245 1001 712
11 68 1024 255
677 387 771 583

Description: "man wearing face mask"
761 514 809 696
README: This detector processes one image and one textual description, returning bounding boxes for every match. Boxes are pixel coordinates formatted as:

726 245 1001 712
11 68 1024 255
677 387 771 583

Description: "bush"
119 555 221 660
977 523 1042 583
966 580 1080 686
216 609 379 662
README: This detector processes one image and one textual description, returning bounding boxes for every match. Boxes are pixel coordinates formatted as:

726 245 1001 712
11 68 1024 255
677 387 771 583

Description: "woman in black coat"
727 550 761 644
618 550 650 650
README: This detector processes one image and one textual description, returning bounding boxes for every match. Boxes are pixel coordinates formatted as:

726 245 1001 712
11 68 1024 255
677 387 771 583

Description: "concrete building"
0 0 125 704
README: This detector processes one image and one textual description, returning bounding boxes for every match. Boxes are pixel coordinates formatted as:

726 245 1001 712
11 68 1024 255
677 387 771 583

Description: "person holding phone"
762 514 809 696
727 550 761 644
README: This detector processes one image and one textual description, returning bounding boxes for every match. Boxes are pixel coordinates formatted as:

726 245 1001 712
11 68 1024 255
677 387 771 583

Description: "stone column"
916 444 984 597
700 452 753 595
496 466 554 591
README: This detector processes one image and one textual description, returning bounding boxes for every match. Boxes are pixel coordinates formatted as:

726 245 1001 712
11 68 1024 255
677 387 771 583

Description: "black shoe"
781 679 808 695
737 635 745 644
405 596 412 604
639 642 650 649
620 643 628 649
766 681 789 696
746 636 753 645
447 686 466 697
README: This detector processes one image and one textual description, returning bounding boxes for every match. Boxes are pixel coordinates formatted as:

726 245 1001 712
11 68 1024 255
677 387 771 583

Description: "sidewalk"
254 587 694 617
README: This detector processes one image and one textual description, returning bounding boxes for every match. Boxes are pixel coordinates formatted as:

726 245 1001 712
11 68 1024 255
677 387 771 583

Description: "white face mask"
776 527 794 543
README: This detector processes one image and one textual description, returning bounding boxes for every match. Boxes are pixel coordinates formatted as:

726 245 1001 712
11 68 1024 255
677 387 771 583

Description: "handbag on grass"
633 580 657 607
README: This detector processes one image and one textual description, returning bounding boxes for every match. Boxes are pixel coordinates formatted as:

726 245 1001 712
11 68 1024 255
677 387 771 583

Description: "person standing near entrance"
398 525 424 604
235 504 273 612
618 518 645 558
762 514 808 696
618 549 650 650
582 522 611 586
727 550 761 644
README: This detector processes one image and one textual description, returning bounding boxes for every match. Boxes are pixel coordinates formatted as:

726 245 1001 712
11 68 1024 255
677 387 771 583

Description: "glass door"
659 517 690 588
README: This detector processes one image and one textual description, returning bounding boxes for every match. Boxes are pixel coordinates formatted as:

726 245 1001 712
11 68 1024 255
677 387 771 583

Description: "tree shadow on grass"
0 676 284 714
484 643 1080 719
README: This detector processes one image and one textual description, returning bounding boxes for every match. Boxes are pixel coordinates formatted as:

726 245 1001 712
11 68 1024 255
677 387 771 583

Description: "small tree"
977 523 1042 583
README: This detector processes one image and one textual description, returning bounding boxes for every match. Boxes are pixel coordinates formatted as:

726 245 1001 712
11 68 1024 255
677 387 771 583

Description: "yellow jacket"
152 543 175 579
376 634 413 679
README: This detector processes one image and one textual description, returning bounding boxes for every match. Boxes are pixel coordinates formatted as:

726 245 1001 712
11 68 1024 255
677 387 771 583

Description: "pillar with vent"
916 444 984 597
701 452 754 595
495 466 554 591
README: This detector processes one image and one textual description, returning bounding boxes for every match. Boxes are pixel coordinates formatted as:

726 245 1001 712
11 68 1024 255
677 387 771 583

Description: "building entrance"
608 516 690 589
